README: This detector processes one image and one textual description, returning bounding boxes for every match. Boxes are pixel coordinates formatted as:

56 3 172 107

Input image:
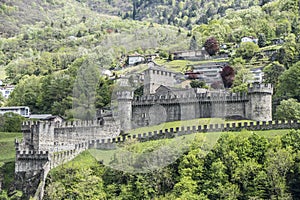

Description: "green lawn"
259 45 282 51
127 118 253 135
0 132 22 164
0 132 22 190
89 128 291 171
116 63 149 76
155 58 229 72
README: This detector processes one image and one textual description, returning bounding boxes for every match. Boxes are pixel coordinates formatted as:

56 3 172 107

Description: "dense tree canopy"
275 98 300 120
0 112 24 132
220 65 234 88
235 42 259 60
276 61 300 101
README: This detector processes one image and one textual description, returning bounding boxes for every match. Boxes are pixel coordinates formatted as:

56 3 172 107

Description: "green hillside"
0 0 299 119
44 129 300 199
80 0 276 29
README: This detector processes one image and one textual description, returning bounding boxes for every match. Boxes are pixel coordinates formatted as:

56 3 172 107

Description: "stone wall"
126 83 273 130
93 120 300 147
14 118 120 199
143 68 177 95
247 84 273 121
131 94 250 129
15 118 299 199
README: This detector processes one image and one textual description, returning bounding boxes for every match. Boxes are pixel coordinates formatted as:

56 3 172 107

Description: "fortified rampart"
117 83 273 131
15 117 300 199
14 118 119 199
15 65 276 199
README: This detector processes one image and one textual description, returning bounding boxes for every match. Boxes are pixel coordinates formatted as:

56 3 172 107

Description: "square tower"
143 65 177 95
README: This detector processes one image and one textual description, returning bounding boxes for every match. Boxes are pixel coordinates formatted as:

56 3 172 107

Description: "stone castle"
14 65 275 199
117 65 273 131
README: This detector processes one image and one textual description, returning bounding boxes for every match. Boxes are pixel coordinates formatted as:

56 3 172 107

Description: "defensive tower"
246 83 273 121
117 91 134 131
143 65 177 95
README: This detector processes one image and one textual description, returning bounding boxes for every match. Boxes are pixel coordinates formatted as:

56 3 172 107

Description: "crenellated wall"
15 82 274 199
15 117 299 199
118 83 273 130
15 118 120 199
92 120 300 145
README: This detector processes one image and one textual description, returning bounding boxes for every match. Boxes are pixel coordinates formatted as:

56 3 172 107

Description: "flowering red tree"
204 37 220 56
220 65 235 88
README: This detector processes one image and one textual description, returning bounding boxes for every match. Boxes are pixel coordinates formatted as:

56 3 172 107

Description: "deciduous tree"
220 65 235 88
276 61 300 100
275 98 300 120
204 37 220 56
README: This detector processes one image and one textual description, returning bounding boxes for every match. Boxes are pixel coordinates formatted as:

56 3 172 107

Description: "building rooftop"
29 114 59 120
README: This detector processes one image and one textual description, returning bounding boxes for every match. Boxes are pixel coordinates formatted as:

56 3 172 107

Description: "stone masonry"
117 66 273 131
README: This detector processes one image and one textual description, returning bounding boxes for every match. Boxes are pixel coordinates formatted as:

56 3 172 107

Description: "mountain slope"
80 0 276 28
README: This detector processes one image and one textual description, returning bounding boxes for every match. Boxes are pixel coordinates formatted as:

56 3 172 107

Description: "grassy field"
127 118 253 135
0 132 22 164
155 58 229 72
0 132 22 190
89 129 290 170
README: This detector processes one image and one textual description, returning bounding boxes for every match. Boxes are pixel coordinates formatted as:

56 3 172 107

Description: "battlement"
22 120 61 130
132 92 249 105
57 119 102 128
248 83 273 94
16 150 49 160
145 67 176 77
117 91 134 100
87 120 300 148
21 119 103 131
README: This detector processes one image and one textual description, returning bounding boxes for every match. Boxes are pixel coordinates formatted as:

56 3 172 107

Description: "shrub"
0 112 25 132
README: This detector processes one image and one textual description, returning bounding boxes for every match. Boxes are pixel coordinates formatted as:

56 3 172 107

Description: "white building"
0 106 30 117
0 85 15 98
127 54 145 65
192 64 224 85
241 36 258 44
250 68 264 83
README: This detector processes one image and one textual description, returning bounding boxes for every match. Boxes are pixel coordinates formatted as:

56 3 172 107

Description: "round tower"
117 91 134 132
247 83 273 121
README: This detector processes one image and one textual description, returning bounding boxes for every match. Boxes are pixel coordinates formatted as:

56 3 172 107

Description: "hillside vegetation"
44 129 300 199
81 0 276 29
0 0 299 199
0 0 299 120
0 132 22 199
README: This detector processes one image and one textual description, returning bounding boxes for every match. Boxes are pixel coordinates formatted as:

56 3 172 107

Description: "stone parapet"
132 92 249 106
16 150 49 160
91 120 300 148
248 83 273 94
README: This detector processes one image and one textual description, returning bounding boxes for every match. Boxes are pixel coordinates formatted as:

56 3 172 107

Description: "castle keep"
117 66 273 131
